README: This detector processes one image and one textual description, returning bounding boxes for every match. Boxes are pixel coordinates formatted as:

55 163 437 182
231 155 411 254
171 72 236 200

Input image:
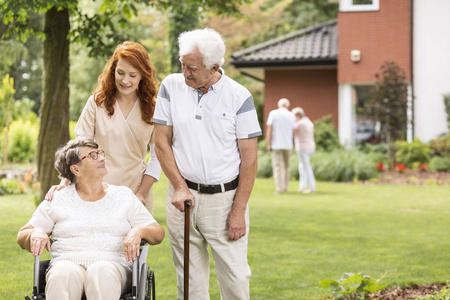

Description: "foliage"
0 119 39 163
0 74 15 128
414 287 450 300
256 140 273 178
0 40 28 78
367 61 409 164
358 143 388 164
168 3 199 73
429 157 450 173
444 93 450 131
311 149 378 182
259 0 338 41
319 272 387 300
0 178 24 195
395 138 431 169
428 133 450 158
314 115 341 152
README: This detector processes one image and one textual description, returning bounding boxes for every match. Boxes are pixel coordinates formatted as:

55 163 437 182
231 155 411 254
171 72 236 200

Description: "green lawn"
2 176 450 299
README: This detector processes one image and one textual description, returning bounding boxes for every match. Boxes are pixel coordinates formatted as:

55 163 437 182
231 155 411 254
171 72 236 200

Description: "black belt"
185 176 239 194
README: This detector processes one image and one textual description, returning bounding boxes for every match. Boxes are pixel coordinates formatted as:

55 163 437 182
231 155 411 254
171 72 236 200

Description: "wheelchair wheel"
138 263 155 300
149 270 155 300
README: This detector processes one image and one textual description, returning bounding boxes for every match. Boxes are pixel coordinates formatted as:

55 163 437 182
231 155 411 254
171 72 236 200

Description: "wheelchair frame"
25 242 155 300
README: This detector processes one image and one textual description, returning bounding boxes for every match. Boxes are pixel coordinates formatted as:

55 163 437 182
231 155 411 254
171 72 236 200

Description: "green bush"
314 115 341 152
0 119 39 163
0 178 24 195
429 156 450 172
311 149 378 182
428 133 450 158
358 143 388 164
395 138 431 169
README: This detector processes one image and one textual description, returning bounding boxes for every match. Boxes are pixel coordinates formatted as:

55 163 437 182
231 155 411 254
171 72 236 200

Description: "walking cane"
184 199 192 300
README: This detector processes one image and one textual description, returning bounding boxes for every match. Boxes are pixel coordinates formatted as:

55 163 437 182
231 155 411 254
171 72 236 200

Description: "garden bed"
368 170 450 185
368 283 448 299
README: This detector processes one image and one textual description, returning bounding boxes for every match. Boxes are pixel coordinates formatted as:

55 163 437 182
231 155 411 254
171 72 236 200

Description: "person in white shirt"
292 107 316 193
266 98 296 193
17 138 165 300
154 28 261 300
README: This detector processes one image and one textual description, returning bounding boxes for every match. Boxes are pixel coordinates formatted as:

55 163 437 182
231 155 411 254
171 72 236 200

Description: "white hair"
277 98 290 108
292 107 305 117
178 28 226 69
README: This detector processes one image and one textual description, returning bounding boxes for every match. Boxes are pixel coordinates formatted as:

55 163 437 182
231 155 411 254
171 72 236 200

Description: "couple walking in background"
266 98 316 194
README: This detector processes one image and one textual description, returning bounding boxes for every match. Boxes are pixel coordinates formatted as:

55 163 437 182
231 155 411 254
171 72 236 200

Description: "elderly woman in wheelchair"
17 138 165 300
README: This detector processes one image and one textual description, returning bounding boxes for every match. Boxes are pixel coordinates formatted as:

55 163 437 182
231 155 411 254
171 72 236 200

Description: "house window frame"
340 0 380 12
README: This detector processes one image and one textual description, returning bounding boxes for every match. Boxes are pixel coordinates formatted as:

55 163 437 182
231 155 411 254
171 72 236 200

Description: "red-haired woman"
46 41 161 213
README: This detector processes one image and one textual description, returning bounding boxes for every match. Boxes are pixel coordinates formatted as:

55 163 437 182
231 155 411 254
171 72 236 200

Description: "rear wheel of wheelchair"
139 263 155 300
149 270 155 300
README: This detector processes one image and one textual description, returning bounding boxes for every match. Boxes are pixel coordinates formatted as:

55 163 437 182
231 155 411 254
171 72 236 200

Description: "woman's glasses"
73 150 105 165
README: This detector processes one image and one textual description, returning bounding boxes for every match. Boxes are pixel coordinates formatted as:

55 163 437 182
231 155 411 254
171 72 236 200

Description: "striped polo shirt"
153 69 262 184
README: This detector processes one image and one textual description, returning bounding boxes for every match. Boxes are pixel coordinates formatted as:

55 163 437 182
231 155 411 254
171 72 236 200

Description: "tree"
367 61 408 164
1 0 250 201
168 3 199 73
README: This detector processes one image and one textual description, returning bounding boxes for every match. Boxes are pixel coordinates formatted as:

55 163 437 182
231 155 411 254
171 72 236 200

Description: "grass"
2 175 450 299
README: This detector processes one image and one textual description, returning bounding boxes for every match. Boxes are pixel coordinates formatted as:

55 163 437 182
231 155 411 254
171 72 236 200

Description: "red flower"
376 163 384 171
418 163 427 172
395 163 407 173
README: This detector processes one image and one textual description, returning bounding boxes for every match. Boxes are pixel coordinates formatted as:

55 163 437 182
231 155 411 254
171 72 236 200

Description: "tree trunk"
37 7 70 201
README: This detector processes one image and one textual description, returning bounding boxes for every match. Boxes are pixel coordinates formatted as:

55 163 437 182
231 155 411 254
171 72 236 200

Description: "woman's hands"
30 228 51 256
123 224 165 263
44 178 70 201
123 228 142 263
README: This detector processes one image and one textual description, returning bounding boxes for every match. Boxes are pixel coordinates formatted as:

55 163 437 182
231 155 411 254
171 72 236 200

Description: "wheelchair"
25 241 155 300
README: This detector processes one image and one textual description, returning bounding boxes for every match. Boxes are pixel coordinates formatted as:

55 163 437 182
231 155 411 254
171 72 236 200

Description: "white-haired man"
154 28 261 300
266 98 296 194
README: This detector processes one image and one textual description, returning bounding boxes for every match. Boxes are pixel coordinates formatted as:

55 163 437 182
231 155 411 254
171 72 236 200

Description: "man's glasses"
73 150 105 165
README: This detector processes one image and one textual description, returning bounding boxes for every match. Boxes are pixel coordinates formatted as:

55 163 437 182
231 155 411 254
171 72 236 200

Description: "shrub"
314 115 341 152
429 156 450 172
395 138 431 169
311 149 378 182
428 133 450 158
358 143 388 164
0 178 24 195
0 119 38 163
319 272 387 300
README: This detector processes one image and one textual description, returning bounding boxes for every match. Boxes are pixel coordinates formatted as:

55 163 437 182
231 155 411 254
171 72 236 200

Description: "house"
230 0 450 145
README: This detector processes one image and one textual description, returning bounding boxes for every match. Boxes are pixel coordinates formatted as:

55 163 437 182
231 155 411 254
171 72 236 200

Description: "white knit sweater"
30 184 156 269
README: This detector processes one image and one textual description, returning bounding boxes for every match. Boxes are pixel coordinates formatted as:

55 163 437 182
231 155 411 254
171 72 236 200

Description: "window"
352 85 378 144
340 0 379 12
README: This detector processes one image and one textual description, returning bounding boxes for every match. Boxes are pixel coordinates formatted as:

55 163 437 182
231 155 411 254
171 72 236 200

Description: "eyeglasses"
73 150 105 165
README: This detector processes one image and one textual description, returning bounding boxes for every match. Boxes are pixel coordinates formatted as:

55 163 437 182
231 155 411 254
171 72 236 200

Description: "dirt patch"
365 170 450 185
368 283 447 299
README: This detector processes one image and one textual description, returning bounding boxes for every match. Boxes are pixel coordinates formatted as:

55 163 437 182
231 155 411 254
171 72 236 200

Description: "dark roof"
231 19 338 68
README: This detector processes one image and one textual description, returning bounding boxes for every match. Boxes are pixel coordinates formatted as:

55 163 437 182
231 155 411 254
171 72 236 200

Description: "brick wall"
264 68 338 133
338 0 411 83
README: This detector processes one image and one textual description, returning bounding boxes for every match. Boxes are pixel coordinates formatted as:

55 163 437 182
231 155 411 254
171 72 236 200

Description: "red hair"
93 41 158 124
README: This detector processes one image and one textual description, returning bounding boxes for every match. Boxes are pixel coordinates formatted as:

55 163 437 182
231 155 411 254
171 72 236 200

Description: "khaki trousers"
166 182 251 300
45 260 130 300
272 149 291 193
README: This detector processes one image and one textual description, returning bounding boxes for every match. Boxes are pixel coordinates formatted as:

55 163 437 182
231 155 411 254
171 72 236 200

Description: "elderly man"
154 28 261 300
266 98 296 194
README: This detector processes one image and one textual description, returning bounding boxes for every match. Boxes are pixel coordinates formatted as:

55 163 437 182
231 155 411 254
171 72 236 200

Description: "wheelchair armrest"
140 239 148 246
